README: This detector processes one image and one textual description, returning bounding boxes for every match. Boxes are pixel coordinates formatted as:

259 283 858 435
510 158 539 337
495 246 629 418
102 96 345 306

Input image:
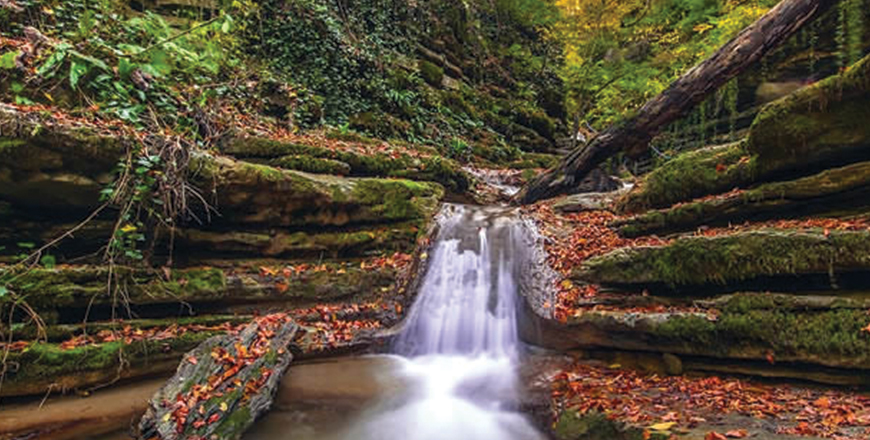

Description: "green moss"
616 141 757 214
577 230 870 287
223 137 313 158
224 136 469 193
514 107 557 141
4 331 216 386
270 154 352 175
0 138 26 152
748 54 870 176
324 129 377 144
419 60 445 87
183 221 424 258
1 266 228 316
350 178 443 221
213 404 252 437
618 160 870 237
554 411 646 440
652 308 870 363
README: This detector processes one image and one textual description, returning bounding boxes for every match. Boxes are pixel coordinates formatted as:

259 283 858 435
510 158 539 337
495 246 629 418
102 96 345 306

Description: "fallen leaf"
725 429 748 438
705 432 727 440
649 422 676 431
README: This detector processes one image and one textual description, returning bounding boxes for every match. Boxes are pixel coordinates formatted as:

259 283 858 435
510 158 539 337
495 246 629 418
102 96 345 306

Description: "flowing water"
340 204 544 440
246 204 545 440
4 204 544 440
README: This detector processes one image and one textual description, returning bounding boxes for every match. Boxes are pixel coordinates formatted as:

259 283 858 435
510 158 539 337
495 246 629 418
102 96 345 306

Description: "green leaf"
69 50 109 71
69 61 89 88
118 57 135 79
0 286 7 298
10 81 24 93
0 50 21 69
16 242 35 249
148 49 172 77
40 255 56 269
36 43 71 78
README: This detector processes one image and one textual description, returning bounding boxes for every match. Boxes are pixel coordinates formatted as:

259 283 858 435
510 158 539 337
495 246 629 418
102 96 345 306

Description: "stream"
246 204 545 440
0 204 548 440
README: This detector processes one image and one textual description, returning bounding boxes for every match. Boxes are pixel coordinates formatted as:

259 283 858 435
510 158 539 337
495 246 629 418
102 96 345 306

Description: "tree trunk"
515 0 836 205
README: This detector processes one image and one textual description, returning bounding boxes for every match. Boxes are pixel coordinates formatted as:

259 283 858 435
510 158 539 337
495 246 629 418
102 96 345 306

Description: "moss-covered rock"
0 266 227 317
0 105 124 212
748 53 870 177
190 153 443 228
223 136 470 193
138 317 297 440
529 304 870 373
615 141 757 214
574 230 870 288
617 55 870 215
1 261 400 321
419 59 445 87
0 331 217 397
616 161 870 237
270 155 352 175
179 223 421 259
650 308 870 370
554 410 648 440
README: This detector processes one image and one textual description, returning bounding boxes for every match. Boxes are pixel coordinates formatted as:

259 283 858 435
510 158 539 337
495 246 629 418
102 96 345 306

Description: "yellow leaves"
693 23 715 34
120 224 138 233
648 421 676 432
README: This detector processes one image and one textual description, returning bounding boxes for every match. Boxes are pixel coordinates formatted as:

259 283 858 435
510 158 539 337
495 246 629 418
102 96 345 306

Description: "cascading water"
337 204 544 440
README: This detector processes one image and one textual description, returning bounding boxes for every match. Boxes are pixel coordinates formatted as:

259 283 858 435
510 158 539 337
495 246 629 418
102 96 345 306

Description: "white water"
338 204 544 440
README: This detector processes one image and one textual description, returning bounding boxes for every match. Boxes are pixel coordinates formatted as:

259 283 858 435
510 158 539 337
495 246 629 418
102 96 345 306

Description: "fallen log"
516 0 835 204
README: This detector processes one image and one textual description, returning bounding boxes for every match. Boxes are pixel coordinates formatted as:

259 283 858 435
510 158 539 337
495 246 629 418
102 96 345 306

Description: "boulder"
137 315 297 440
615 141 756 214
748 53 870 177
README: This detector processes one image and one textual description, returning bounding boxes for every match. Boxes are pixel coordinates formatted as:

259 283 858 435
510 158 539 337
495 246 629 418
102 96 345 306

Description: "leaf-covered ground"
553 362 870 440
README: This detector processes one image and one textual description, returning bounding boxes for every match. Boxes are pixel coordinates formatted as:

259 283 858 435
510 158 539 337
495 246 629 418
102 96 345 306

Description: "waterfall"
394 204 523 357
338 204 543 440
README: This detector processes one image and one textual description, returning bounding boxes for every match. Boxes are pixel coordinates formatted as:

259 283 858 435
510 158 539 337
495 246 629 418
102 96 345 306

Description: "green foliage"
446 137 473 163
419 60 444 87
554 0 779 128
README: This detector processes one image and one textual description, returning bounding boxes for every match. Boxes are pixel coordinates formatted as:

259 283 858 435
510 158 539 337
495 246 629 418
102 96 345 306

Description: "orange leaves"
553 363 870 440
694 217 870 238
168 313 291 433
526 204 668 320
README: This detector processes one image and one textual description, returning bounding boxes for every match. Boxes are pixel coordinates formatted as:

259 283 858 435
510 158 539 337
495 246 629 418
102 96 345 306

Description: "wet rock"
615 161 870 237
137 315 297 440
553 185 630 214
662 353 682 376
554 410 649 440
